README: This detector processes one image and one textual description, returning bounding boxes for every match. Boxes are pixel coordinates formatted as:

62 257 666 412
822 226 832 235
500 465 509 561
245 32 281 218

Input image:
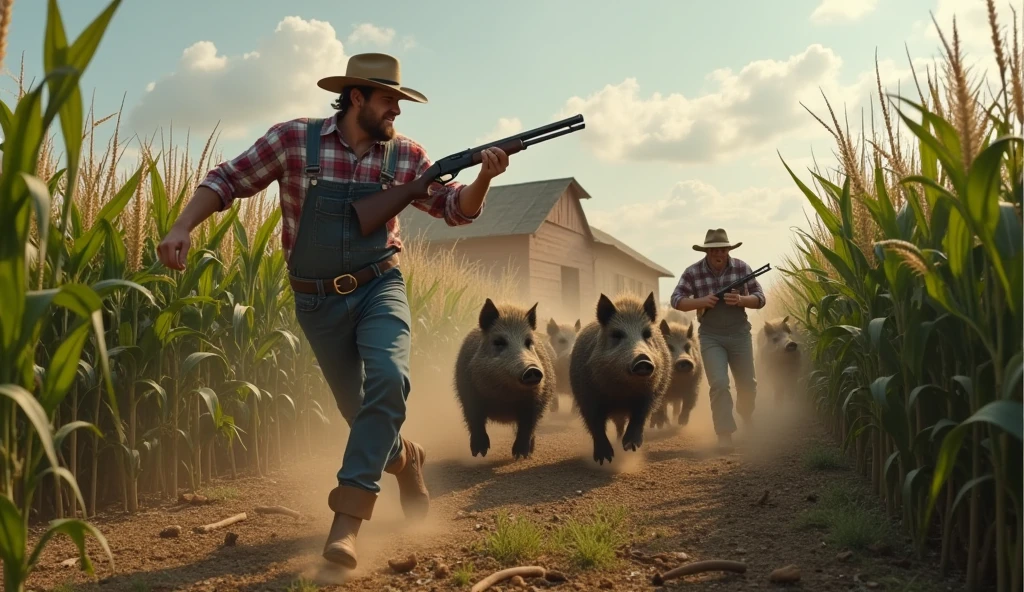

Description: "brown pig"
756 315 803 407
546 317 581 412
650 319 704 428
569 292 672 465
454 299 556 460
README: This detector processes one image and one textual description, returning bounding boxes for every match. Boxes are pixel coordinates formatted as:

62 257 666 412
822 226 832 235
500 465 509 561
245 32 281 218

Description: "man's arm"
726 262 767 309
157 122 290 270
670 268 716 312
409 145 507 226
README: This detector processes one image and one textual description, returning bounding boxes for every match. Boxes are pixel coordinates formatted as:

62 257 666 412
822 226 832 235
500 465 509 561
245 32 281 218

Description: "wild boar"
546 317 581 412
454 298 556 460
650 319 704 428
569 292 672 464
756 315 803 407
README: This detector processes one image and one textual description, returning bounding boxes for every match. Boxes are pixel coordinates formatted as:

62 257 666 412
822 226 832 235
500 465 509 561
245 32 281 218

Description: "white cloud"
810 0 879 24
587 180 807 243
908 0 1016 84
913 0 1015 49
474 117 523 144
556 44 932 166
585 180 812 290
347 23 396 47
127 16 355 141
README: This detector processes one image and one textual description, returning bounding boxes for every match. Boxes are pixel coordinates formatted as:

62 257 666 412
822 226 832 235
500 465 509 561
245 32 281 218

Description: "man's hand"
699 294 719 309
157 224 192 271
475 147 509 183
155 187 225 270
724 290 752 307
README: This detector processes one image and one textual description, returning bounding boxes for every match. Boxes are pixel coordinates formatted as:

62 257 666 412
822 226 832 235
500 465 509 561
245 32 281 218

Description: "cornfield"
774 2 1023 591
0 2 518 591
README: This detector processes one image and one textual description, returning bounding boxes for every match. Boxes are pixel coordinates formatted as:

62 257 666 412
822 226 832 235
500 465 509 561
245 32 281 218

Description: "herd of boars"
452 292 802 465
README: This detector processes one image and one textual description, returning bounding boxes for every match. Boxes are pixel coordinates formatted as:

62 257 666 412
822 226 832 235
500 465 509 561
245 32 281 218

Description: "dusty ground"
25 384 959 592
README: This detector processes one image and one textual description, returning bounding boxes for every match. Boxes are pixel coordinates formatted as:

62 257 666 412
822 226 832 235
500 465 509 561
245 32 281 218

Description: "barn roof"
397 177 589 241
397 176 675 279
589 226 675 277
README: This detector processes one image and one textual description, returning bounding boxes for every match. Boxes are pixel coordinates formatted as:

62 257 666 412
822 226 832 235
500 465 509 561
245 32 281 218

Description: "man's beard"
358 108 395 142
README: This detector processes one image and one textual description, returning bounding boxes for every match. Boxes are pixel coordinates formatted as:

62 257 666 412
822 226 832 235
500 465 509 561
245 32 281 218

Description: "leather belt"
289 256 398 296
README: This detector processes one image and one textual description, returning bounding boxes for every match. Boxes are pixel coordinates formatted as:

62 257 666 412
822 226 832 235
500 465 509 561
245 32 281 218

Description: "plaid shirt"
670 256 766 310
200 113 479 262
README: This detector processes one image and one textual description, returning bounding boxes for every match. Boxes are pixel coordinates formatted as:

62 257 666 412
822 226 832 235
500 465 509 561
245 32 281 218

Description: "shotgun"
350 114 586 236
712 263 771 299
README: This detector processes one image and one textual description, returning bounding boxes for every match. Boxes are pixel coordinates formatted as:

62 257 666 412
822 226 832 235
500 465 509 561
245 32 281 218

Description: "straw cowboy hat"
693 228 742 252
317 52 428 103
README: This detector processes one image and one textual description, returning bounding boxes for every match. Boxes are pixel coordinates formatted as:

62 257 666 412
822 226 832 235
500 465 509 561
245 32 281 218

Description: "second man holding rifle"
670 228 767 453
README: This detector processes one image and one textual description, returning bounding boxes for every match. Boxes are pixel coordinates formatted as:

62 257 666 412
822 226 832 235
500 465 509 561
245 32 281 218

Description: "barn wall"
593 246 664 304
528 221 594 322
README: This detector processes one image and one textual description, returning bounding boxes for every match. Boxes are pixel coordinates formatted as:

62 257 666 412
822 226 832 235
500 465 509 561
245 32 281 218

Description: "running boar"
650 319 704 428
569 292 672 465
546 317 581 412
454 298 556 460
756 315 803 407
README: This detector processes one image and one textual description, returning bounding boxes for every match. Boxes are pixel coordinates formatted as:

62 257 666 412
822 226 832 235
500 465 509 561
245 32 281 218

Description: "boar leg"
579 402 615 464
511 406 539 460
650 401 669 429
611 414 626 438
622 399 655 451
679 389 698 426
464 403 491 457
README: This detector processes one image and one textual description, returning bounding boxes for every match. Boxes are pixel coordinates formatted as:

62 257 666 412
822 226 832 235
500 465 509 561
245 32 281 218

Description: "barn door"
560 266 581 319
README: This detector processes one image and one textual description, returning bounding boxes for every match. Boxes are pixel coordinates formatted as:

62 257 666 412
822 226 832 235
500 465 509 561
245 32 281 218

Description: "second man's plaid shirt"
670 256 766 310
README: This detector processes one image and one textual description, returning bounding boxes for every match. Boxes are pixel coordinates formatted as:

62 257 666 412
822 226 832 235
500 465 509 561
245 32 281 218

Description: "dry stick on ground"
253 505 301 519
193 512 248 534
471 566 547 592
652 560 748 585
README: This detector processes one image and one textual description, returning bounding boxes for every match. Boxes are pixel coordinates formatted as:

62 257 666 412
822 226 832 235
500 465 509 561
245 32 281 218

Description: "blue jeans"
698 330 757 435
293 267 412 493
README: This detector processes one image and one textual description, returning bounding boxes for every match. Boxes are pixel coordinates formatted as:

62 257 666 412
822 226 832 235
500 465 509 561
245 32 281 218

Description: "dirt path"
27 388 953 592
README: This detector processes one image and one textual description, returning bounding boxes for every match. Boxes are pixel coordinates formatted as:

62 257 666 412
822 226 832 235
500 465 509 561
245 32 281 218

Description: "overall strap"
379 139 397 186
304 118 324 186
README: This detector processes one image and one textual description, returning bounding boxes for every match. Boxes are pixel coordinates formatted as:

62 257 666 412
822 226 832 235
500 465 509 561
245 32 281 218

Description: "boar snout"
521 366 544 385
630 354 655 376
674 359 695 373
785 342 798 352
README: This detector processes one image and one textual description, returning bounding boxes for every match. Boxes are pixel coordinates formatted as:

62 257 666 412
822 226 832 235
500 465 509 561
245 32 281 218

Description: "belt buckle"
332 273 357 295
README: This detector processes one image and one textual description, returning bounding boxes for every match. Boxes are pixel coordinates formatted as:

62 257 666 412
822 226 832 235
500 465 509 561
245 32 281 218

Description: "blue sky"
2 0 1010 305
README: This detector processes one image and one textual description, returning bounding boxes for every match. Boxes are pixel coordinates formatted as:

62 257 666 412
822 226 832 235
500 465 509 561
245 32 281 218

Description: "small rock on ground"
769 564 801 583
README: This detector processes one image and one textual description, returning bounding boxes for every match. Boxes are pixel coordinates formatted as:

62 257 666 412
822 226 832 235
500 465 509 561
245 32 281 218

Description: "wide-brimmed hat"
693 228 742 252
317 52 427 103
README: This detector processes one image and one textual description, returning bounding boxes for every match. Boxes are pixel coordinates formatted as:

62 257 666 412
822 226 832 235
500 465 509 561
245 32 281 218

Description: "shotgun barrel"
350 114 585 236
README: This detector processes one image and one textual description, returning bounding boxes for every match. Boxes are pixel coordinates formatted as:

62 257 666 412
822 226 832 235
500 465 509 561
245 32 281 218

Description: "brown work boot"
384 436 430 520
323 485 377 568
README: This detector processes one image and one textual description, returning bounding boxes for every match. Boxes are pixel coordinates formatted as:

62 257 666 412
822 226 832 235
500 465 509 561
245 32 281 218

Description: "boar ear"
643 292 658 323
526 303 539 331
547 317 559 337
659 318 671 337
686 322 694 338
479 298 500 332
574 319 581 332
596 294 616 326
782 315 791 329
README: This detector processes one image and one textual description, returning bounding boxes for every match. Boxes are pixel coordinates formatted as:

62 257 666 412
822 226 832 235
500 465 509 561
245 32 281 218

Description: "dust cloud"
273 294 813 584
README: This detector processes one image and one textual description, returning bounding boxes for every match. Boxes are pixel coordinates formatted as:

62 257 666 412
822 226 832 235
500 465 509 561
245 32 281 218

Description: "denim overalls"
289 118 413 494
